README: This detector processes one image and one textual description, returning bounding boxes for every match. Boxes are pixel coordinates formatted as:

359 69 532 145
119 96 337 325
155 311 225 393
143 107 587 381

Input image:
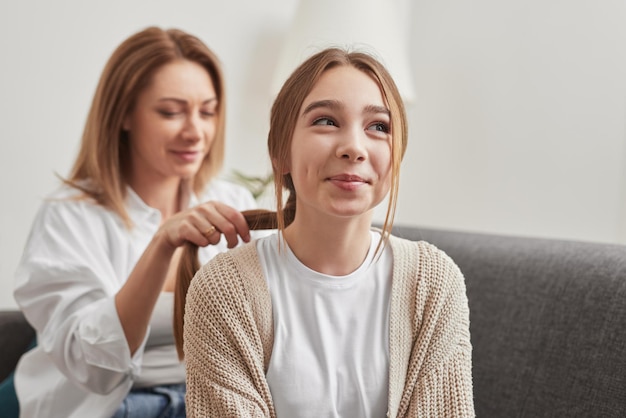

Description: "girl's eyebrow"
301 100 390 117
364 104 390 116
301 99 341 116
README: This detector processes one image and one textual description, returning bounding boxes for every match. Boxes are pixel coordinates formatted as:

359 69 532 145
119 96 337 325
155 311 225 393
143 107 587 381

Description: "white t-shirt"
257 230 393 418
13 179 270 418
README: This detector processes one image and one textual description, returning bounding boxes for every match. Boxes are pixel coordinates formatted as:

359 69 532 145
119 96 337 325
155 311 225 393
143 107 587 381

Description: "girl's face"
287 65 392 222
123 59 217 186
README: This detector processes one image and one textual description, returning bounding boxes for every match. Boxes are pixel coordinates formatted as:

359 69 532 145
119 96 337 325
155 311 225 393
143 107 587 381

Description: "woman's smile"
170 149 203 163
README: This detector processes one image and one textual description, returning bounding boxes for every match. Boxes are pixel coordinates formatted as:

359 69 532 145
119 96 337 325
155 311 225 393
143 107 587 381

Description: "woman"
176 48 475 417
13 26 266 418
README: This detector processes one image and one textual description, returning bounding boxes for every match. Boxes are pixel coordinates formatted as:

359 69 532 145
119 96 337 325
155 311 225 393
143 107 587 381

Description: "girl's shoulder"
194 240 263 289
188 240 272 332
388 234 465 293
389 234 459 268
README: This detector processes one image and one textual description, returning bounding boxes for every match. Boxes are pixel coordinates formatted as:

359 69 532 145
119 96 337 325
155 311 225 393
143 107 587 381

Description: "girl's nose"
336 127 367 162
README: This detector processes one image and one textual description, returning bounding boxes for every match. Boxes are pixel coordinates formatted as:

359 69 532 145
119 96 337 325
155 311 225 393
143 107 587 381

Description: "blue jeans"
111 383 186 418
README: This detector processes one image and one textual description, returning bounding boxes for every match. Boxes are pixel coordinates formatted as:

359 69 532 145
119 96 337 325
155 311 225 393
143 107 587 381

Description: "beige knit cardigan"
183 235 475 417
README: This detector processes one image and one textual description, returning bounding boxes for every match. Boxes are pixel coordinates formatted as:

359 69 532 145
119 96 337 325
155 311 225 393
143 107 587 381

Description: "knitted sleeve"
396 240 475 418
183 244 275 418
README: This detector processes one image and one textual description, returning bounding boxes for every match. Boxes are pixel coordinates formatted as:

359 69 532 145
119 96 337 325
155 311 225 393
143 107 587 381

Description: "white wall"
400 0 626 246
1 0 624 309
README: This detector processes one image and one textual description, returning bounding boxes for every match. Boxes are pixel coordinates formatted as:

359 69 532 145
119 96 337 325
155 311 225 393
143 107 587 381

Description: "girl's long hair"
173 202 295 359
173 47 407 359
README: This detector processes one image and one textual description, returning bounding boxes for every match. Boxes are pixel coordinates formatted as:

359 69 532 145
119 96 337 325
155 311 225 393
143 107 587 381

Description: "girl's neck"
283 213 374 276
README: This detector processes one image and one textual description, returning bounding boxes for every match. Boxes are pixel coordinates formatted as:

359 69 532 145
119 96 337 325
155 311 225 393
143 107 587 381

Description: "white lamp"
271 0 415 104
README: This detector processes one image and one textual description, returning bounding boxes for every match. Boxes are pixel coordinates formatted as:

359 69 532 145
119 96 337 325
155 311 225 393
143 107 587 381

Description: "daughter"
175 47 475 417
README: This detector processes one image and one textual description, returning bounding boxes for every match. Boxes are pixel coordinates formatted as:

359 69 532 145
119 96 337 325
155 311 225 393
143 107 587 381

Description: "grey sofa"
1 225 625 416
391 225 626 417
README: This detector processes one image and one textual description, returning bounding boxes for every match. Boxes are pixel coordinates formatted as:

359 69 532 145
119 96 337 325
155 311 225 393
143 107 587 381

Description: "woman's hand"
157 201 252 250
116 201 253 352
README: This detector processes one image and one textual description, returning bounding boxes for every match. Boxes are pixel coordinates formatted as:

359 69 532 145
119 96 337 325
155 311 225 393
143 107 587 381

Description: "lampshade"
271 0 415 104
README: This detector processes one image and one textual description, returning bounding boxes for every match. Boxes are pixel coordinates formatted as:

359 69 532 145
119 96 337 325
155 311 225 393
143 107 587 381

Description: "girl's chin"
326 205 376 219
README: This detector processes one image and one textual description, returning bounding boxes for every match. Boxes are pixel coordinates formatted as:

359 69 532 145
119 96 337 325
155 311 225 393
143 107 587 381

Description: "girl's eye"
368 122 390 133
200 110 216 118
312 117 337 127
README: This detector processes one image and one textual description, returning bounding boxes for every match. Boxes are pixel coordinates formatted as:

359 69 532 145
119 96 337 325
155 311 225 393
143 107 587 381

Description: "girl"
176 48 475 417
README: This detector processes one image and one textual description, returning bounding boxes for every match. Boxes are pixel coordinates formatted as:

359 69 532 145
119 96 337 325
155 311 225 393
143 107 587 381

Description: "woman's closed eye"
158 109 182 118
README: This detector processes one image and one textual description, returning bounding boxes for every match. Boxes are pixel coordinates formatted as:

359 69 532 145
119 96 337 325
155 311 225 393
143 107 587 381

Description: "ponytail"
173 194 295 359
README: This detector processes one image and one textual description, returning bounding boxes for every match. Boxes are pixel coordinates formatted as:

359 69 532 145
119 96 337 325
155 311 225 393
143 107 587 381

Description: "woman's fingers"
158 201 252 249
202 225 217 239
198 202 251 248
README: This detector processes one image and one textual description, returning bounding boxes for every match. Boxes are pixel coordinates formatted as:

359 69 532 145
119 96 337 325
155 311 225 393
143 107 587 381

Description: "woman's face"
123 59 217 186
287 65 392 221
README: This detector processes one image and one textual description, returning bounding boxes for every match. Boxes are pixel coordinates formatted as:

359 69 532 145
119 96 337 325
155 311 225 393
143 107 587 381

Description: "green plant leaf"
230 169 274 200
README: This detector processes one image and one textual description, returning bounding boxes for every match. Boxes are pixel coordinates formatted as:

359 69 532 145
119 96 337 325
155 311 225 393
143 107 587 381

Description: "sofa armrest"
0 310 35 382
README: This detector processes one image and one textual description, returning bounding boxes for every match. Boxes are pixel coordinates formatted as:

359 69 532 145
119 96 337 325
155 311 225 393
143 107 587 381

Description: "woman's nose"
181 115 202 141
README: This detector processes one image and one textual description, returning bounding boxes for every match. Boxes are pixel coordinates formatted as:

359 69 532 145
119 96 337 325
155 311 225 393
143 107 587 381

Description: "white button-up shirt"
13 179 267 418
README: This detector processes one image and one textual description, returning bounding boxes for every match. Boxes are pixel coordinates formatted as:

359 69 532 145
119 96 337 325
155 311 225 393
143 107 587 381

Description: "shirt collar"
125 186 161 226
124 181 201 226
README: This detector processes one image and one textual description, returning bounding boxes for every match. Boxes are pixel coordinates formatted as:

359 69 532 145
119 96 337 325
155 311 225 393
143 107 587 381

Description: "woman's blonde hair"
66 26 226 227
174 47 408 359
